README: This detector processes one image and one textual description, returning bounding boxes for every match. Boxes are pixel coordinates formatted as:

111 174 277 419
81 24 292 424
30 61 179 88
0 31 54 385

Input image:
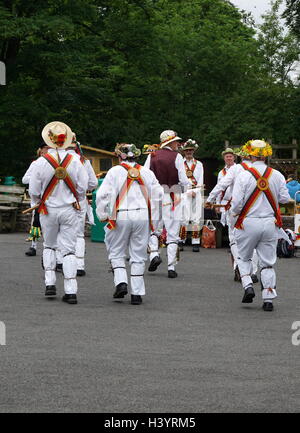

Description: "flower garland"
242 140 272 157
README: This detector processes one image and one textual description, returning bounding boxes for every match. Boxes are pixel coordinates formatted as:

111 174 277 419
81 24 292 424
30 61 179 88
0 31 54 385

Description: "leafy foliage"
0 0 299 180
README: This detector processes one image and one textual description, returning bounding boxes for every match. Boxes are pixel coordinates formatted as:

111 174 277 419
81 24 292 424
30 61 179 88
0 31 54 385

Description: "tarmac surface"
0 232 300 413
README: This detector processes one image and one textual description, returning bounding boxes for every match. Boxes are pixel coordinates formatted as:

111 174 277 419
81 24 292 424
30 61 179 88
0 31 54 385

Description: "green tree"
257 0 300 84
283 0 300 38
0 0 299 180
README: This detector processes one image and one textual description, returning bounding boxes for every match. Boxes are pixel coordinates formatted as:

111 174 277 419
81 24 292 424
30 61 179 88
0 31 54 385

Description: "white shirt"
231 161 290 218
96 161 163 221
67 149 98 191
208 160 250 203
183 158 204 186
29 149 88 207
215 163 236 204
144 147 190 188
22 160 37 185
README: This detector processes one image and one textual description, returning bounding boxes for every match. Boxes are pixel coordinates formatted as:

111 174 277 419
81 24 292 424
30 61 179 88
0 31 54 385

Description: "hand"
72 202 81 210
186 189 194 197
205 201 212 209
98 212 109 222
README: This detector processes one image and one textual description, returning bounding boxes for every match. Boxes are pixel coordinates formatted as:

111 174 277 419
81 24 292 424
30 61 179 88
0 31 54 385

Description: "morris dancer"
56 134 98 276
231 140 290 311
179 139 204 252
22 143 49 256
206 146 259 283
96 143 162 305
29 121 88 304
144 130 189 278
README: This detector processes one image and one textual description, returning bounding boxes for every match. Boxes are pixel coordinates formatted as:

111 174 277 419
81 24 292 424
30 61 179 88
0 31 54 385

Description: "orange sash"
38 153 78 215
107 163 154 231
184 160 197 186
241 162 249 170
220 168 228 201
235 166 282 229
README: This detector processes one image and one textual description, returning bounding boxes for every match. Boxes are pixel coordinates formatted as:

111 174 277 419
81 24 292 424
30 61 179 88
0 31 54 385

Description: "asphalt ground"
0 233 300 413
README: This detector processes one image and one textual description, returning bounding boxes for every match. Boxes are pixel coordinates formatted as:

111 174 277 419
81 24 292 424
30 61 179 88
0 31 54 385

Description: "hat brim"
160 136 182 148
42 121 73 150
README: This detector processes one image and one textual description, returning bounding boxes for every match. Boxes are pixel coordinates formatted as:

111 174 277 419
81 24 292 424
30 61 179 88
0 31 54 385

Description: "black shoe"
234 267 241 282
77 269 86 277
25 247 36 256
263 302 273 311
56 263 63 272
168 270 178 278
131 295 142 305
62 294 77 304
242 285 255 303
192 245 200 252
251 274 259 283
45 285 56 297
148 256 162 272
178 241 184 252
113 282 128 299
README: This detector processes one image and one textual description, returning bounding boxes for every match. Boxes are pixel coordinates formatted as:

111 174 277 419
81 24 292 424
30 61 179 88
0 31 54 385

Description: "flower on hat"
182 139 198 149
48 131 66 147
115 143 141 159
161 134 177 144
142 143 160 154
242 139 272 157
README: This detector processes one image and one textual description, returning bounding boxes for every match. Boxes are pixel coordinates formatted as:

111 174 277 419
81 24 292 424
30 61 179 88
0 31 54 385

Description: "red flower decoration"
57 134 66 142
56 133 66 147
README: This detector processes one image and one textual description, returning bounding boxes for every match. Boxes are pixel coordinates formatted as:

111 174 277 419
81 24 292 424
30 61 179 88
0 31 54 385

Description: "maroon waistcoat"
150 148 179 188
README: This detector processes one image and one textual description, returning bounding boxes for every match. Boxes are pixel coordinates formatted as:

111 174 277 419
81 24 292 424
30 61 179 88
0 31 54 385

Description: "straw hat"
221 147 235 157
42 121 73 150
160 130 182 148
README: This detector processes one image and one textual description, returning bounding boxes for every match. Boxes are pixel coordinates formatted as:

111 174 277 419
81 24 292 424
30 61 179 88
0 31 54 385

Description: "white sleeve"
195 161 204 186
207 167 235 203
175 153 189 187
96 170 115 220
149 170 164 201
22 161 36 185
144 154 151 169
278 173 291 204
84 160 98 191
75 162 89 202
28 162 42 206
231 174 246 215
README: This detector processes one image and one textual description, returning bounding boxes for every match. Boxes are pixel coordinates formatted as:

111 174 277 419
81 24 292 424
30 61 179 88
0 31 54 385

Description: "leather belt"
117 208 146 212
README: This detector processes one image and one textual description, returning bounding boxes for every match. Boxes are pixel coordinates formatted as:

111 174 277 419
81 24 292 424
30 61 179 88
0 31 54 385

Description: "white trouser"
56 238 63 265
40 206 78 294
149 193 181 271
224 210 240 271
56 200 87 270
234 217 278 300
105 209 149 296
181 191 203 244
228 211 257 274
76 199 87 271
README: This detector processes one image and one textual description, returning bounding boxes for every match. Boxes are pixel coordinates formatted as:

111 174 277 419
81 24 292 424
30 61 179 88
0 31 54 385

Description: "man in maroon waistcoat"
144 130 189 278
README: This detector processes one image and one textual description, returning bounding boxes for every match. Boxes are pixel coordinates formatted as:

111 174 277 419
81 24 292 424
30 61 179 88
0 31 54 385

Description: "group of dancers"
23 121 290 310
